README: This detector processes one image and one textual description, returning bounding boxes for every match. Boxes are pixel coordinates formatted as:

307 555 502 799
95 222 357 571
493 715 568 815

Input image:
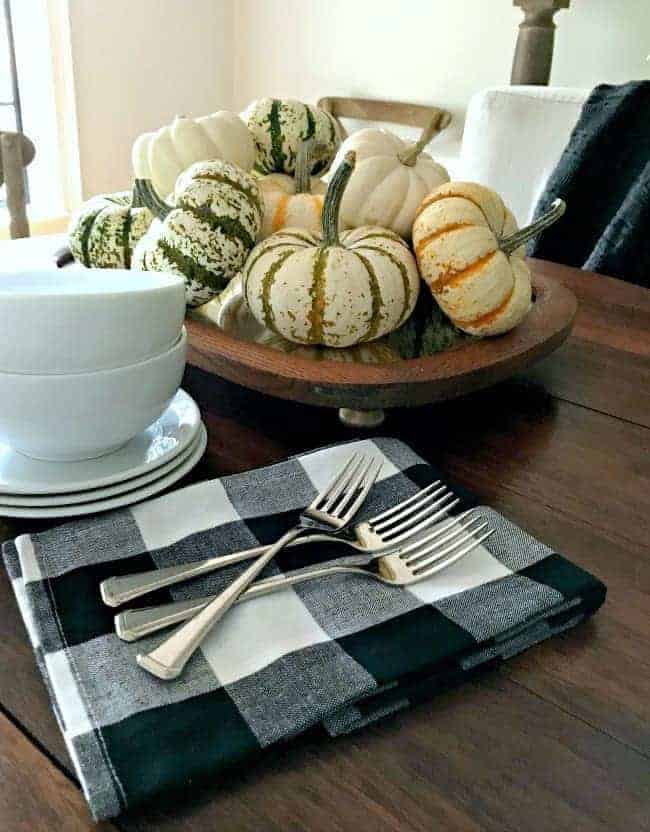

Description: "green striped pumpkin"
132 159 263 307
196 272 401 362
242 151 420 348
68 187 152 269
244 98 341 176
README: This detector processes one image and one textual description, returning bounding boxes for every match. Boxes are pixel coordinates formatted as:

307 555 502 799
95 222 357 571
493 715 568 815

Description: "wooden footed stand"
184 266 577 430
339 408 386 428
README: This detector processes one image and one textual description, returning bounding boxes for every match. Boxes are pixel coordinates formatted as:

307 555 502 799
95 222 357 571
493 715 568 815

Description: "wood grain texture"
186 269 577 410
0 250 648 830
316 96 452 133
0 710 116 831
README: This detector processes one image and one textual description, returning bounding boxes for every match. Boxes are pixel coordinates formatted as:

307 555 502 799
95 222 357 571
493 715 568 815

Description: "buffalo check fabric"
2 438 606 820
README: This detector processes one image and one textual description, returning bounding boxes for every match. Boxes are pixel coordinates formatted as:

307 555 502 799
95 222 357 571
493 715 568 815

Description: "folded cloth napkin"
3 438 606 820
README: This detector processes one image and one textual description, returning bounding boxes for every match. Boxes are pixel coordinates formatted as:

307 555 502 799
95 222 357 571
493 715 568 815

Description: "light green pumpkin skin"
242 151 420 348
245 98 341 176
242 227 419 347
132 159 263 308
68 190 152 268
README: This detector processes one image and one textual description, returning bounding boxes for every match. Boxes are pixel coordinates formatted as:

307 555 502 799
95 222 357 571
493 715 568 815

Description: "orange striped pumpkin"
258 138 326 239
259 174 325 238
412 182 533 336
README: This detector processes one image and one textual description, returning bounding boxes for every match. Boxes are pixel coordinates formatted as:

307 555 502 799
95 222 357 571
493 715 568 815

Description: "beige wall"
67 0 234 198
66 0 650 198
232 0 650 157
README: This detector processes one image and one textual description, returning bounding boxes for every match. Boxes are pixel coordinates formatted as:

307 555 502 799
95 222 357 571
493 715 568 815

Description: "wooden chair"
0 130 35 239
316 96 452 142
511 0 570 85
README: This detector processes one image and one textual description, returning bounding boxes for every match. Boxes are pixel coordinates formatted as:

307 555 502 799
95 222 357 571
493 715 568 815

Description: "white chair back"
456 86 588 225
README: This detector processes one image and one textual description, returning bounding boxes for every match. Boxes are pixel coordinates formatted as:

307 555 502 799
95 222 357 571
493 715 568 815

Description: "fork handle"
136 527 307 679
100 532 336 607
116 562 364 641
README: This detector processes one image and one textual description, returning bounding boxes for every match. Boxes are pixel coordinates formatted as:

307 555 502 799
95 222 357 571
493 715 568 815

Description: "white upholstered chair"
454 86 588 225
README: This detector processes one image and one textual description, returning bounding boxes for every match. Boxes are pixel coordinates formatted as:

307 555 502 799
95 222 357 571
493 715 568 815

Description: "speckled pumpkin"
412 181 565 336
258 138 326 238
195 273 401 362
242 151 420 347
132 159 263 307
68 187 152 268
244 98 342 176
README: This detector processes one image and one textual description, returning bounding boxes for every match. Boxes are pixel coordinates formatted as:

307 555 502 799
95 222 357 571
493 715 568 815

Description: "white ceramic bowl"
0 269 185 374
0 328 187 461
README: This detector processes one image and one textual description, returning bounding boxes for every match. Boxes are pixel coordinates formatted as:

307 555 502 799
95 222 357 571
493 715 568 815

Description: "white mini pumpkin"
194 273 401 363
242 151 420 347
133 159 262 307
244 98 342 176
331 114 449 240
412 181 565 336
132 111 255 198
258 139 326 238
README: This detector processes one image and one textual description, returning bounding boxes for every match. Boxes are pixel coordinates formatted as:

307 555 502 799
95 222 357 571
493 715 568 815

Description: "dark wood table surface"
1 250 648 831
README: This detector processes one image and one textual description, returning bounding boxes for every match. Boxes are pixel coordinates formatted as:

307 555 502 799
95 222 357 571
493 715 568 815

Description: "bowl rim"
0 327 187 380
184 263 577 409
0 269 184 300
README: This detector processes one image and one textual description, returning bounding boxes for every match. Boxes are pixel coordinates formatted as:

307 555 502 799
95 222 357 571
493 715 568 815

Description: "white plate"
0 388 200 495
0 427 203 507
0 423 207 519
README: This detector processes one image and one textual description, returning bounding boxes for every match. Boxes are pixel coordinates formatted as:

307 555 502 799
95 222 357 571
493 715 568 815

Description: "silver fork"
117 512 493 642
100 479 460 608
136 452 382 680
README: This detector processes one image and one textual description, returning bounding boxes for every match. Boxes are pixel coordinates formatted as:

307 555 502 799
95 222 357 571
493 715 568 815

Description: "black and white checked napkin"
2 438 606 820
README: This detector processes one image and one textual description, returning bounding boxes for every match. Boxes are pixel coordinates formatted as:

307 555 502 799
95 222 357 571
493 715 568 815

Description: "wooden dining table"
0 236 648 831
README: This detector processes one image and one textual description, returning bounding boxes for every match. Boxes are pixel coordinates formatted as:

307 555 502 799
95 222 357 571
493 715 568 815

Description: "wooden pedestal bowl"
185 261 577 427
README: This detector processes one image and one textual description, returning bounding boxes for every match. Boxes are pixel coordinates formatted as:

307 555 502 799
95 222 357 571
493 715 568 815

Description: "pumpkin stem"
134 178 173 220
321 150 355 247
397 110 449 167
500 198 566 255
131 181 144 209
294 138 315 194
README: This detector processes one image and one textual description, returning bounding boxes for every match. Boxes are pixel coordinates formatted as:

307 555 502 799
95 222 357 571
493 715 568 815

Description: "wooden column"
511 0 570 86
0 131 32 239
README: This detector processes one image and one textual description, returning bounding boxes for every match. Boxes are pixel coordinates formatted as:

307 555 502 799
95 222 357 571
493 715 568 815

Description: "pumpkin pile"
68 97 565 354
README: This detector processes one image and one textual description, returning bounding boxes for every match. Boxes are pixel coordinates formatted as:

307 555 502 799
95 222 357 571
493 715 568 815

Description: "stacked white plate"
0 389 206 519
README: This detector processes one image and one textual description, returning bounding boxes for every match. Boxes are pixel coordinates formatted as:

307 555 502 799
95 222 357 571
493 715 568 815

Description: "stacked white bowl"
0 270 187 461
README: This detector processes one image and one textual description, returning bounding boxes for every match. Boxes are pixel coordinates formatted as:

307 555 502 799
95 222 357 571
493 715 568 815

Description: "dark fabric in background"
529 81 650 288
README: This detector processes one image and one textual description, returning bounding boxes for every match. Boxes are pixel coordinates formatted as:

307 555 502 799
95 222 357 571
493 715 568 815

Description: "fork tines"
368 480 460 544
307 453 383 528
399 512 494 576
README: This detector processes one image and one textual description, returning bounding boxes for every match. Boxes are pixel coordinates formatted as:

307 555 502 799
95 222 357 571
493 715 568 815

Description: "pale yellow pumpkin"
258 139 326 239
412 182 565 336
132 112 255 199
331 114 449 240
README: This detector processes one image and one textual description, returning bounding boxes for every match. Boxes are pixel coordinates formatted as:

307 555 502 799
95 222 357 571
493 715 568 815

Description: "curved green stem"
134 178 173 220
294 138 314 194
500 198 566 255
321 150 355 247
397 110 449 166
131 181 144 209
